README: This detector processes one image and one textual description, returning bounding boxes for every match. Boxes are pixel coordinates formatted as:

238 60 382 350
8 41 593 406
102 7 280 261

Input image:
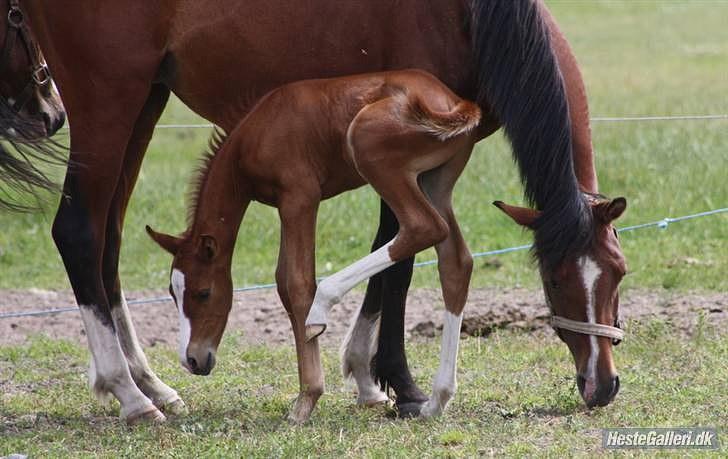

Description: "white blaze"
578 256 602 383
171 269 191 365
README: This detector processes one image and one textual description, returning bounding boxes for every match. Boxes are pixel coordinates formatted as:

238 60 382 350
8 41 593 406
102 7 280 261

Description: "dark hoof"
395 400 426 419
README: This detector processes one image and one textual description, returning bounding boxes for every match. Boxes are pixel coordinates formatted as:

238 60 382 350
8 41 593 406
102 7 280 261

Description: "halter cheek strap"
551 315 625 342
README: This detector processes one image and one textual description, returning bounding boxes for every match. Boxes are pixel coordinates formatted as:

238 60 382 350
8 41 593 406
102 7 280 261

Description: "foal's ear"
594 197 627 223
197 234 218 262
146 225 183 255
493 201 540 229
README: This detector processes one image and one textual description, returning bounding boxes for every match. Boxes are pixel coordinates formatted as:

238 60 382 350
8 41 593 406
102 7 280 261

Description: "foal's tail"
404 95 481 141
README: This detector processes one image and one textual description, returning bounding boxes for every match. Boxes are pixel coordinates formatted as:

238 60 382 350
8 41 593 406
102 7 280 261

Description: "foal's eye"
194 289 211 301
550 279 559 289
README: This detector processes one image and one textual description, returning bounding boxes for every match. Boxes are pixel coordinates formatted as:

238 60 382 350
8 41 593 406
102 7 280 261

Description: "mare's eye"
194 289 211 301
550 279 559 289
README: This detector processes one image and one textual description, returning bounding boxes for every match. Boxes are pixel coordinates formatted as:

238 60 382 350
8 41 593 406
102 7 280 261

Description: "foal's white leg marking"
305 239 396 331
80 307 156 420
421 310 463 417
340 307 389 405
171 269 191 367
578 256 602 391
111 291 182 408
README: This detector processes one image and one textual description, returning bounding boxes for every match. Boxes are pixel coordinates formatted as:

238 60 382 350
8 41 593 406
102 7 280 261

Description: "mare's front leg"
52 82 165 424
277 194 325 424
100 84 185 416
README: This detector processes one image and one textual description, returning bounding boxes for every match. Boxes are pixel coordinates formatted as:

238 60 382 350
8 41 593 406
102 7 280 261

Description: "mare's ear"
594 197 627 224
493 201 540 229
197 234 218 262
146 225 183 255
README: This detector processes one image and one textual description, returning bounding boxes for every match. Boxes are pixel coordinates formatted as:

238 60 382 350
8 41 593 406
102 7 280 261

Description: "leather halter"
0 0 51 113
551 315 624 344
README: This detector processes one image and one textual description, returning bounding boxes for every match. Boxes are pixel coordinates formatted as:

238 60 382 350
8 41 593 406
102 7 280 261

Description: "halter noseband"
551 315 624 344
0 0 51 113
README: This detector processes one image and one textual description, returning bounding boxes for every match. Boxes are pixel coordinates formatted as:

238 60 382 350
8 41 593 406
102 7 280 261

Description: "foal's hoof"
395 400 427 419
304 324 326 342
159 397 188 417
126 406 167 425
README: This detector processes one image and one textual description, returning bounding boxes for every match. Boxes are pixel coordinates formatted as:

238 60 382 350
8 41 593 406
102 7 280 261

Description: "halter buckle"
7 6 23 28
612 317 624 346
32 65 50 86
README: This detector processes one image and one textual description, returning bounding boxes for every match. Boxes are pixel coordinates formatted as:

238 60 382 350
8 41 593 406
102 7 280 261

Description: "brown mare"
0 0 64 209
148 70 482 422
21 0 627 423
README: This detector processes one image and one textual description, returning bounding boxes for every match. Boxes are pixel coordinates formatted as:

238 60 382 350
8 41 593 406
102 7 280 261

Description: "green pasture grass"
0 0 726 293
1 321 726 457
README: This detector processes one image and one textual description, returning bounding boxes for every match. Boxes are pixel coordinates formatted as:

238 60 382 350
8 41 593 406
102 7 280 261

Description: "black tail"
0 100 67 212
471 0 592 267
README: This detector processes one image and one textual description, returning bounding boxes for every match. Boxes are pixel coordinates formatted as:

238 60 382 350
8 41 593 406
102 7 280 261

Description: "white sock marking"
111 291 179 406
306 239 396 327
340 308 388 405
422 310 463 417
79 307 152 419
171 269 191 366
578 256 602 385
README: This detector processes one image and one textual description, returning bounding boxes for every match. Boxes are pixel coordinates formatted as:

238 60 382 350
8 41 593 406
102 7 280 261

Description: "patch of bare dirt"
1 287 726 349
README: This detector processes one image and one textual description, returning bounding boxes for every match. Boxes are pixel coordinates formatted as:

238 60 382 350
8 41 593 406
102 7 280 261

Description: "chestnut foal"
148 69 480 423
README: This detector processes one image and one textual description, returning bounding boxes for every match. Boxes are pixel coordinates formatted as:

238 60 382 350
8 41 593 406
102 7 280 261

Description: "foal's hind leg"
305 169 449 340
417 147 475 418
100 85 185 415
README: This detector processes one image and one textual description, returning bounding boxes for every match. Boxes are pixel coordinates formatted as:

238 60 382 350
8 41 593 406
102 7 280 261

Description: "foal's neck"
190 140 251 254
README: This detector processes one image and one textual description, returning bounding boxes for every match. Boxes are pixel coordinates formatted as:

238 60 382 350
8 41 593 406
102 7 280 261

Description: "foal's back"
230 70 472 203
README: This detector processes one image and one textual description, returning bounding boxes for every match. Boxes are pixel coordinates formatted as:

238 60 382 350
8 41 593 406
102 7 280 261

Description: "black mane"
0 98 67 211
472 0 593 268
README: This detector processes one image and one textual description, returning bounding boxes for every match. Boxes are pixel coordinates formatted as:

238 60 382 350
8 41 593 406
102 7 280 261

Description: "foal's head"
495 195 627 408
146 227 232 376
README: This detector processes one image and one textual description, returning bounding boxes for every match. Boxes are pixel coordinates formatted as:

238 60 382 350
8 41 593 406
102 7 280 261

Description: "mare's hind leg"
342 202 428 414
277 193 325 424
99 84 185 415
53 81 165 424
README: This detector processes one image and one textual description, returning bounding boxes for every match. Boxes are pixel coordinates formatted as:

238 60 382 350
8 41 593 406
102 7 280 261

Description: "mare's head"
0 1 64 137
495 195 627 408
146 227 233 376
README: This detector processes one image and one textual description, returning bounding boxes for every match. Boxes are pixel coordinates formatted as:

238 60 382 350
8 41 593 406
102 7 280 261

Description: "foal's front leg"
278 196 325 424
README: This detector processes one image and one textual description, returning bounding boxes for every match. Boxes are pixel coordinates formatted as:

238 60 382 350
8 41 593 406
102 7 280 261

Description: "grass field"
2 321 726 457
1 1 727 457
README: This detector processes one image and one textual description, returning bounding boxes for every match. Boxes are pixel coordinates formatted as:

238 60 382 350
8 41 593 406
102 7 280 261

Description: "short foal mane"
472 0 593 268
185 127 228 227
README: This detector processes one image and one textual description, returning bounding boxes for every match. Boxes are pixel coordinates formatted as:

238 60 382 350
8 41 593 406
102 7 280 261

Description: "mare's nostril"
576 374 586 394
187 356 198 371
611 376 620 398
